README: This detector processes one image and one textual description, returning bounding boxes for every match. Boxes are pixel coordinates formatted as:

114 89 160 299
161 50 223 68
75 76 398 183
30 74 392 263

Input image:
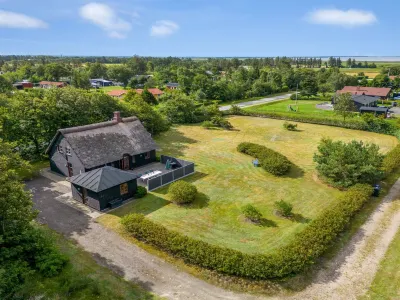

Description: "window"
132 155 136 164
145 151 151 160
57 145 63 154
66 147 72 156
120 183 128 195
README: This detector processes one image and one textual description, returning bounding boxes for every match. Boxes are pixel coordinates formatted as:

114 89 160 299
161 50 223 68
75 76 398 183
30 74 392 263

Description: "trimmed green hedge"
237 142 291 176
382 144 400 176
121 184 372 279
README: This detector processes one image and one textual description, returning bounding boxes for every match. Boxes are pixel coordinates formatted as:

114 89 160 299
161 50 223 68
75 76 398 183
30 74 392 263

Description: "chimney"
113 111 122 122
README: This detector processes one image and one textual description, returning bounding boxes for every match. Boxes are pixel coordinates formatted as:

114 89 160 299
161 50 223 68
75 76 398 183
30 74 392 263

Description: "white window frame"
66 147 72 156
57 145 63 154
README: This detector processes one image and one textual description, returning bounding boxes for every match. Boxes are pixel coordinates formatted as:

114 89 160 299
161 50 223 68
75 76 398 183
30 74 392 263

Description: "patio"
130 162 171 187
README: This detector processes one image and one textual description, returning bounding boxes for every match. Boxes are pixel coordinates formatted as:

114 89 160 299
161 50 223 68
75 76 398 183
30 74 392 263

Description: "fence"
147 155 195 191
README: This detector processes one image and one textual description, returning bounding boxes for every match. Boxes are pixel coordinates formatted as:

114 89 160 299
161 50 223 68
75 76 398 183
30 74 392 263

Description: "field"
96 85 125 92
364 228 400 299
244 99 337 118
97 116 397 255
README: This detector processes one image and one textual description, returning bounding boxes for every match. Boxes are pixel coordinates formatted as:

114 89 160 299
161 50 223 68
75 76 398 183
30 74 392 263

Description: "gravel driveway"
219 94 292 111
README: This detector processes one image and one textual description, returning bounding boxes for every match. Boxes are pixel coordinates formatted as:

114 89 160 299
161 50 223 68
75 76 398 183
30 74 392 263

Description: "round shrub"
242 204 262 223
135 186 147 198
202 120 214 129
274 200 293 217
168 180 197 204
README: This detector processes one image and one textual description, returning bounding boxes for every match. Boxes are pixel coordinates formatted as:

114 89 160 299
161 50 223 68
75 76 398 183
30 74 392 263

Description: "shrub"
283 122 297 131
168 180 197 204
135 186 147 198
382 144 400 176
314 138 384 188
201 120 214 129
121 185 373 279
211 116 233 130
274 200 293 217
237 142 292 176
242 204 262 223
228 105 244 115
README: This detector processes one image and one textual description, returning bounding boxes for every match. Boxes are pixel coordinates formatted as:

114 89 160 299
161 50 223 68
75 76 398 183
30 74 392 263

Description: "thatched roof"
46 115 157 169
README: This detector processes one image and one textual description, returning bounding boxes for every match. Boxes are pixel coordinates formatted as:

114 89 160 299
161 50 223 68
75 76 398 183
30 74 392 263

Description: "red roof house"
107 90 128 98
136 88 164 98
338 86 391 98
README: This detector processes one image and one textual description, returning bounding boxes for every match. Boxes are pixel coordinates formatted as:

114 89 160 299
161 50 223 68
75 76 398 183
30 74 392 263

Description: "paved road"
219 93 292 111
26 177 260 300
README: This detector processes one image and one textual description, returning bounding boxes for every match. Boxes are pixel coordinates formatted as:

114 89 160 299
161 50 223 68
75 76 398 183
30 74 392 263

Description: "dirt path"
286 179 400 300
28 175 400 300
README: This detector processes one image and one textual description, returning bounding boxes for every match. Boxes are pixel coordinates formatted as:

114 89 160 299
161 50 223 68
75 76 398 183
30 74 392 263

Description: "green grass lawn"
96 85 125 92
364 228 400 300
244 99 338 118
17 160 49 180
20 227 158 299
97 116 397 255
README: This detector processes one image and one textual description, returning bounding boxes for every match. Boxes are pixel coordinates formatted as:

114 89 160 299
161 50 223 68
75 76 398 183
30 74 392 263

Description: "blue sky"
0 0 396 56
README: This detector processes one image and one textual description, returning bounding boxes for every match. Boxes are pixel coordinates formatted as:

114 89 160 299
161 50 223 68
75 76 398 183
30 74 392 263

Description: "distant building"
338 86 391 99
13 80 33 90
360 106 389 118
90 78 113 87
39 81 67 89
107 90 127 98
166 82 179 90
136 88 164 98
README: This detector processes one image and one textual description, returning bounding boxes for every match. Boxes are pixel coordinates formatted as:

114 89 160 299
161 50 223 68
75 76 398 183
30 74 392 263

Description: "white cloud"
306 9 377 27
0 10 48 28
79 2 132 38
150 20 179 37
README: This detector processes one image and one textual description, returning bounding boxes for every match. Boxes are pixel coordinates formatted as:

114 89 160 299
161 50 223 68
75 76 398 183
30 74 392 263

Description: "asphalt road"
219 93 292 111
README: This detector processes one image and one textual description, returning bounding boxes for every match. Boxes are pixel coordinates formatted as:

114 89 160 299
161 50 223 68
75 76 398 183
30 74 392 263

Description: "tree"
87 62 107 79
159 93 197 124
71 70 91 89
107 65 133 86
141 88 157 105
300 73 318 98
44 63 70 81
0 75 13 93
168 180 197 204
334 92 356 121
318 83 332 97
313 138 384 188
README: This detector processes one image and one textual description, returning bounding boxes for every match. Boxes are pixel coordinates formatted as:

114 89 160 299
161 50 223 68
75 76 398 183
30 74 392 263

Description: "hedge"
225 109 399 136
237 142 291 176
382 144 400 176
121 184 372 279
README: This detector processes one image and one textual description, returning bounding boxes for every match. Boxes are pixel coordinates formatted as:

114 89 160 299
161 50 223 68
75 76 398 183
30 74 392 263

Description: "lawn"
97 116 398 255
20 227 158 299
244 99 338 118
96 85 125 92
364 228 400 299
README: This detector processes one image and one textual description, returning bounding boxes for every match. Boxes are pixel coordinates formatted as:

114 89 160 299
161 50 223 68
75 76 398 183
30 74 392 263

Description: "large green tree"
334 92 356 121
314 138 384 188
0 76 13 93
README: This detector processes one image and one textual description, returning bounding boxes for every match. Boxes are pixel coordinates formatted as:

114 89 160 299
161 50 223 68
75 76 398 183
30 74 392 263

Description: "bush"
283 122 297 131
382 144 400 176
135 186 147 198
237 142 291 176
314 138 384 188
228 105 244 115
274 200 293 217
201 120 214 129
242 204 262 223
121 185 373 279
211 116 233 130
168 180 197 204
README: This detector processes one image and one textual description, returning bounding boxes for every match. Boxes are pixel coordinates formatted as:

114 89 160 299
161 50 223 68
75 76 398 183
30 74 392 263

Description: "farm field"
97 116 398 255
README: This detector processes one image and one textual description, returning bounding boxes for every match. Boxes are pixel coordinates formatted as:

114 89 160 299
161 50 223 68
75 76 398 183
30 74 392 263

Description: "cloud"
150 20 179 37
79 2 132 38
0 10 48 28
306 9 377 27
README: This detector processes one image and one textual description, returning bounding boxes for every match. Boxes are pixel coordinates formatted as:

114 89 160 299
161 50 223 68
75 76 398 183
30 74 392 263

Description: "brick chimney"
113 111 122 122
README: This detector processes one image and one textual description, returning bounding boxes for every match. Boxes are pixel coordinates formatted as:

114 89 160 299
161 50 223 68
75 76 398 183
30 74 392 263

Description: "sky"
0 0 397 57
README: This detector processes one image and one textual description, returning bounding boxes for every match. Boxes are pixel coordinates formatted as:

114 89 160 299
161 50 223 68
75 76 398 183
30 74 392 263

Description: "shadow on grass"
154 172 209 195
110 194 171 217
188 192 210 209
157 127 198 158
283 164 305 179
259 218 278 227
291 213 311 224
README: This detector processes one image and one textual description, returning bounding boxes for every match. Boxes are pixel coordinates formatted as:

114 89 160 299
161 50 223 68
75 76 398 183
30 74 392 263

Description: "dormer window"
66 147 72 156
57 145 63 154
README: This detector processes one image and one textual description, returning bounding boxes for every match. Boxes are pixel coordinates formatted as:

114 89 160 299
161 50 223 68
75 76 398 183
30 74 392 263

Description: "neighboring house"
45 111 158 177
90 78 113 87
338 86 391 99
69 166 138 210
350 95 380 110
166 82 179 90
39 81 67 88
360 106 389 118
136 88 164 98
107 90 127 98
13 80 33 89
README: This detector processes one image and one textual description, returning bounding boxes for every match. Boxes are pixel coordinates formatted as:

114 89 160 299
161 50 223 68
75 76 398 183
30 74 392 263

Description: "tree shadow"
291 213 311 224
259 218 278 227
157 126 198 158
153 172 208 195
283 164 305 179
187 192 210 209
